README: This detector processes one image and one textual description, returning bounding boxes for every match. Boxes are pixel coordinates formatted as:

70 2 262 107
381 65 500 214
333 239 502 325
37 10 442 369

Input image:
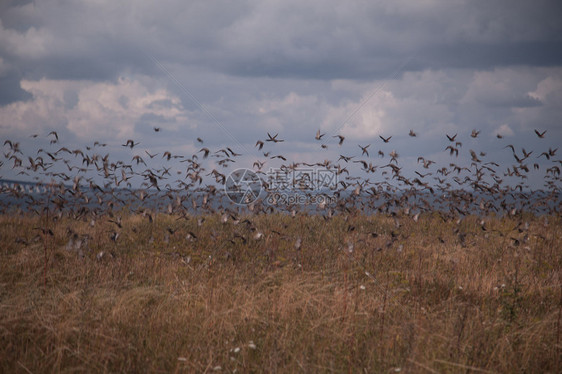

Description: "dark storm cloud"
212 0 562 79
22 46 156 82
1 0 562 88
222 48 409 80
420 41 562 71
0 73 31 105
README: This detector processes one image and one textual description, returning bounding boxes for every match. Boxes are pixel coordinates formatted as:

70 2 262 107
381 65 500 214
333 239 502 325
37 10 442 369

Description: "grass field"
1 212 561 373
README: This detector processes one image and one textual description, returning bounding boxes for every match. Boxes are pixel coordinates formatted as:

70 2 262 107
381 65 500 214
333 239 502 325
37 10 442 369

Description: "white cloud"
249 91 327 135
0 77 189 141
0 19 52 59
528 75 562 102
335 90 395 140
460 68 544 108
494 124 514 137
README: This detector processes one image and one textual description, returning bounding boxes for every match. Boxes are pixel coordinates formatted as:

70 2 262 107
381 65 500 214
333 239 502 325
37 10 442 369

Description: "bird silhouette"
358 144 370 157
266 133 284 143
199 148 210 158
333 135 345 145
534 129 546 138
122 139 139 149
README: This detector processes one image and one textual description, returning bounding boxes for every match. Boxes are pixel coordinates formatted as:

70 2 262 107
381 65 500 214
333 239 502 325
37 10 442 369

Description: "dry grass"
1 212 561 373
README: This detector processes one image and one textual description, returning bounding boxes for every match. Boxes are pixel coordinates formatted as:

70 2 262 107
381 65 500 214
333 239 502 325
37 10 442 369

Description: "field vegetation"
1 212 560 373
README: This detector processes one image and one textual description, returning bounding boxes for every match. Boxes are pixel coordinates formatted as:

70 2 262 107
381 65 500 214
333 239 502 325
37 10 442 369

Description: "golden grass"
1 212 561 373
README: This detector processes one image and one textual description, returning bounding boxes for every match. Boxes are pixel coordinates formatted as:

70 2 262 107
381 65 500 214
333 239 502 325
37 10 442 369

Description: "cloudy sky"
1 0 561 189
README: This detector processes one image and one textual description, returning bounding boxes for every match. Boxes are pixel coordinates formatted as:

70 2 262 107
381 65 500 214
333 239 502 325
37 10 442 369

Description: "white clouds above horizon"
1 67 561 145
0 77 191 141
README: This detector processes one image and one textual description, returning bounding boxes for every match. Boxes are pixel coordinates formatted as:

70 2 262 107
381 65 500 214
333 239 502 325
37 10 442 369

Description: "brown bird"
132 155 146 166
145 150 158 158
470 150 480 162
534 129 546 138
198 148 210 158
48 131 59 142
417 157 435 169
358 144 370 157
445 145 459 157
379 135 392 143
333 135 345 145
122 139 139 148
266 132 284 143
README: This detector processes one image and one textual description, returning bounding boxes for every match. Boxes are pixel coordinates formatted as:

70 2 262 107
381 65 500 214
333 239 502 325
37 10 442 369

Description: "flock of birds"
0 127 560 257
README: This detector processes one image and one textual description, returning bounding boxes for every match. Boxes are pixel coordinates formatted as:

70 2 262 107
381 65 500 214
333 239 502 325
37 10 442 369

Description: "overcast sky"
1 0 561 190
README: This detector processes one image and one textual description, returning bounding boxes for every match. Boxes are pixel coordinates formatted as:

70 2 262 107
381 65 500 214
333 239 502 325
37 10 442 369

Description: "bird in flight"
538 147 557 160
446 133 457 142
379 135 392 143
315 130 325 140
266 133 284 143
409 130 416 137
534 129 546 138
471 129 480 138
145 150 158 158
48 131 59 144
445 145 459 157
198 148 210 158
358 144 370 157
122 139 139 148
333 135 345 145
